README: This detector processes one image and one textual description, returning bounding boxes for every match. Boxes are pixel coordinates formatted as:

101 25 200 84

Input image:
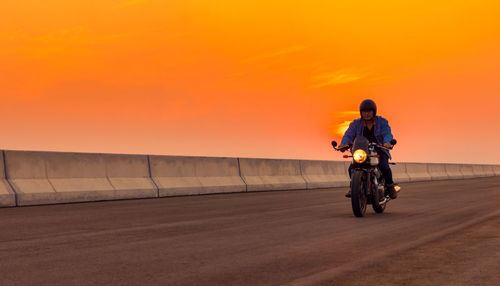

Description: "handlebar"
372 142 394 151
332 143 352 153
332 142 394 152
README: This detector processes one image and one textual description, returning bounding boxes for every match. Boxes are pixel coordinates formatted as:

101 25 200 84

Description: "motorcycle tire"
351 170 367 217
372 193 386 213
372 178 386 213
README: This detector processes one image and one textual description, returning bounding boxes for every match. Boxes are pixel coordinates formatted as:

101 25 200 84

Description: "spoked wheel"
372 176 387 213
351 170 367 217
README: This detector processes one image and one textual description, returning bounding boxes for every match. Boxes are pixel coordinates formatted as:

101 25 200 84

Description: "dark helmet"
359 99 377 117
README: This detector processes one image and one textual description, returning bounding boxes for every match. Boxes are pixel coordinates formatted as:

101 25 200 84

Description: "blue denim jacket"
340 116 393 159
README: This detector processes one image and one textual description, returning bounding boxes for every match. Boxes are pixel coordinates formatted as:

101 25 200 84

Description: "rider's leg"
378 152 394 185
378 152 398 199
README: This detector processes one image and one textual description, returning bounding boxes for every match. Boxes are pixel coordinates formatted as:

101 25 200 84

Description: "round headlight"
353 149 367 163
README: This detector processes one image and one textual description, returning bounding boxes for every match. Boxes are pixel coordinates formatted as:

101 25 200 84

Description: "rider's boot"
386 183 398 199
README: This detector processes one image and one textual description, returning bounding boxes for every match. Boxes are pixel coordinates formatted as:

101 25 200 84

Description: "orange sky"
1 0 499 164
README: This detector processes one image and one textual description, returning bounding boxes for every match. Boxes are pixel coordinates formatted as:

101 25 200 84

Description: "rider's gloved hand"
383 143 393 148
338 144 349 152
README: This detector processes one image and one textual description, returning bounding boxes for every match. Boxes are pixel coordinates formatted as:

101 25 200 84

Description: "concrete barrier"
344 161 351 176
0 152 16 207
102 154 158 198
471 165 487 177
481 165 495 177
149 156 246 196
494 165 500 176
300 160 349 189
391 162 410 183
239 158 306 192
405 163 431 182
460 164 475 179
427 163 449 181
2 149 498 208
444 164 464 180
4 151 157 206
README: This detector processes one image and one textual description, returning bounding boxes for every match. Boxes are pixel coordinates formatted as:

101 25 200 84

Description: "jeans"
348 149 394 185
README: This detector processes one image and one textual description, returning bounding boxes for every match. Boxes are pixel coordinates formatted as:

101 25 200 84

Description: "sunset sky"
1 0 499 164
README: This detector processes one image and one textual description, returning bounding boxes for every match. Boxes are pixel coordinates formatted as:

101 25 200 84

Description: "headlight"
353 149 367 163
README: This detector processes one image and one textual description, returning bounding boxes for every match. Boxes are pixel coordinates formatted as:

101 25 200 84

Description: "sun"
336 121 352 138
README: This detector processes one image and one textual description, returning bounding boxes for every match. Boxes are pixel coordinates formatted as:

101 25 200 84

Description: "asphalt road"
0 177 499 286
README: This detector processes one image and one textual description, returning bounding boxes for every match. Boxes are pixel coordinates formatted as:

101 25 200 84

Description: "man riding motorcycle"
338 99 398 199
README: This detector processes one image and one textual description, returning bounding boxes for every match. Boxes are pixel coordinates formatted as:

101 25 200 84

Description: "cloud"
309 69 370 88
243 45 306 63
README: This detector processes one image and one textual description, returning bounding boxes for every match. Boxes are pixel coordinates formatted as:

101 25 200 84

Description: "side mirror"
390 139 397 145
331 141 338 148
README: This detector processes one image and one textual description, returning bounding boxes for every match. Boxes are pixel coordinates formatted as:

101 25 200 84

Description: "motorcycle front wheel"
351 170 367 217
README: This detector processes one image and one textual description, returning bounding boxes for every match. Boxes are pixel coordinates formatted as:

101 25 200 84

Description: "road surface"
0 177 499 285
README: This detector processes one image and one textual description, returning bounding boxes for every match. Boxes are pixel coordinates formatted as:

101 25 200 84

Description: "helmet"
359 99 377 117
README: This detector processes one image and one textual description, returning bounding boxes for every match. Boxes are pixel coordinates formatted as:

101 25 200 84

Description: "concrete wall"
300 160 349 189
392 162 410 183
472 165 487 177
102 154 158 199
427 163 449 181
405 163 431 182
460 164 475 179
444 164 464 180
149 156 246 197
4 151 157 206
239 158 306 192
494 165 500 176
1 149 499 207
0 152 16 207
482 165 495 177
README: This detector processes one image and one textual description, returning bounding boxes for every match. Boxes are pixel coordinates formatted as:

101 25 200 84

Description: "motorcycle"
331 136 399 217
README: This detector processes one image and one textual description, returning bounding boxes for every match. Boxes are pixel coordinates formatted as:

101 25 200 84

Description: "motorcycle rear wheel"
351 170 367 217
372 178 386 214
